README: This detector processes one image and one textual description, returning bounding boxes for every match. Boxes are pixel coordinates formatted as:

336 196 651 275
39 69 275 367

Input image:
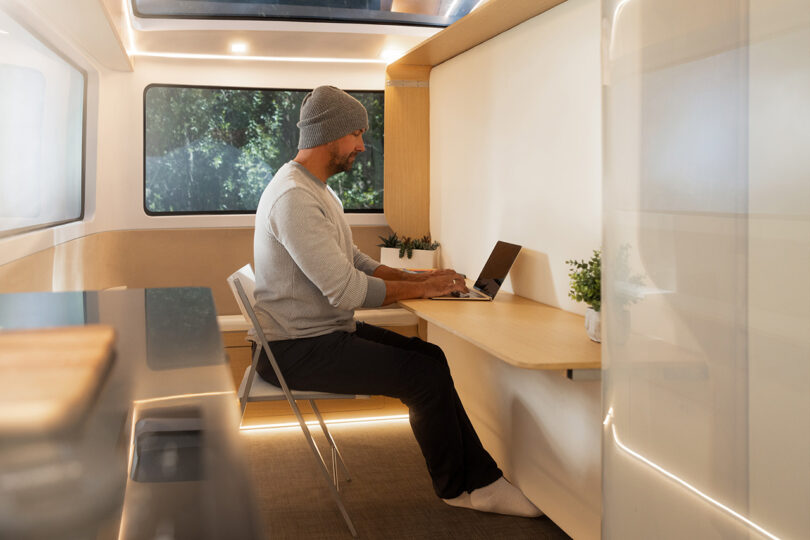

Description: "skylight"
132 0 485 28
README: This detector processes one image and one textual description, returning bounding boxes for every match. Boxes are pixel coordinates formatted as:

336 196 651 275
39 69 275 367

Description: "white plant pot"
380 246 440 270
585 307 601 343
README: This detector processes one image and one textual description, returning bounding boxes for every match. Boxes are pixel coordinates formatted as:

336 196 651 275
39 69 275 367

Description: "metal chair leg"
310 400 352 482
232 279 357 537
239 346 262 425
291 402 357 537
332 447 339 490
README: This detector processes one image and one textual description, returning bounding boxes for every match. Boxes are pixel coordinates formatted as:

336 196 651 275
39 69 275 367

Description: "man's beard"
328 149 357 175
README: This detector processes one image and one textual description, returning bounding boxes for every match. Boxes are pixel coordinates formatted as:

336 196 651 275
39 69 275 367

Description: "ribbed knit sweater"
252 161 386 341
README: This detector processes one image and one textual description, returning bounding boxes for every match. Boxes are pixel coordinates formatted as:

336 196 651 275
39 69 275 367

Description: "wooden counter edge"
398 298 602 371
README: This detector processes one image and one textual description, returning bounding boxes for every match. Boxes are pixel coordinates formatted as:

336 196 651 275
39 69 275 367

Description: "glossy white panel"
602 0 810 538
747 1 810 536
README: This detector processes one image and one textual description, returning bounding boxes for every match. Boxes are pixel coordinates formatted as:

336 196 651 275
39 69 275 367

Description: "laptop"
432 241 522 301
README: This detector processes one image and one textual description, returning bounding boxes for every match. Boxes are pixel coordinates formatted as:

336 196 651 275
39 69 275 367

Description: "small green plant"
378 233 439 259
377 233 399 248
566 250 601 312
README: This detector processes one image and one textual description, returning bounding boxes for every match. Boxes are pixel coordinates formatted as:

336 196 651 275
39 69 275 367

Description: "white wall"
0 0 102 267
0 0 387 267
430 0 602 314
428 1 603 538
92 57 385 235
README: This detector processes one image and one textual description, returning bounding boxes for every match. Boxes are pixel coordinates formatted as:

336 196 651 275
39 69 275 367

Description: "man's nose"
357 137 365 152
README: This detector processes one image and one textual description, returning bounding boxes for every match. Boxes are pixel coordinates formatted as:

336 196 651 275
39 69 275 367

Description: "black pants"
255 322 502 499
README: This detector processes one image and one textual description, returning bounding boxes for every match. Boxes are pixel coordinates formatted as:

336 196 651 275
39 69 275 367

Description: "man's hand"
408 268 459 282
380 271 468 305
420 273 469 298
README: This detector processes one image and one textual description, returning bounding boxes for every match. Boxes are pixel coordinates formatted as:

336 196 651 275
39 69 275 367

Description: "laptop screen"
473 241 522 298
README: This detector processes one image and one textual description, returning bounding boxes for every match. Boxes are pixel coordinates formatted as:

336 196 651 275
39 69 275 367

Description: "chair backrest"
227 264 297 410
227 264 257 318
227 264 272 415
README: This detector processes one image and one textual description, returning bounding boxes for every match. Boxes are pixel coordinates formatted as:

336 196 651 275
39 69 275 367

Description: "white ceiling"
101 0 442 70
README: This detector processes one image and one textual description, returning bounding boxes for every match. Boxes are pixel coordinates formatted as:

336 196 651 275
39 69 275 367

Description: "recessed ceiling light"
230 42 248 54
0 30 9 35
379 47 405 64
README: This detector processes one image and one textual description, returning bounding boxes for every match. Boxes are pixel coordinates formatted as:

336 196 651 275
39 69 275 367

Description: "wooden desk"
399 292 601 371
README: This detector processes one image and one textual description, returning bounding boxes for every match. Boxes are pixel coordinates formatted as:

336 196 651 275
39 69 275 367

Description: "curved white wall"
430 0 602 314
0 0 387 267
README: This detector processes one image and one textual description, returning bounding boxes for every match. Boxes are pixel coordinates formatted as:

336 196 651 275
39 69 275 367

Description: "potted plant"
378 233 440 269
566 250 601 342
611 244 646 344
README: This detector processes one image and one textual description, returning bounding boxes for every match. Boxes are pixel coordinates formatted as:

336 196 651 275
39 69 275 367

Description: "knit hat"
297 86 369 149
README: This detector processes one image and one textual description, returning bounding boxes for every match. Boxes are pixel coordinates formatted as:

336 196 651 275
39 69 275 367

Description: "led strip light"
604 408 781 540
241 413 410 432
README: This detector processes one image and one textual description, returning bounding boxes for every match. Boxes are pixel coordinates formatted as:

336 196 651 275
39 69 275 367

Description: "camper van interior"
0 0 808 538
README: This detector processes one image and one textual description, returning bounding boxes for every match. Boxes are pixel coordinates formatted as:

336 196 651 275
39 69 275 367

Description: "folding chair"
227 264 365 537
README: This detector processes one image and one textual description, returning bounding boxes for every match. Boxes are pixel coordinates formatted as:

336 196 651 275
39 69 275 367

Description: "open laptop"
432 241 522 301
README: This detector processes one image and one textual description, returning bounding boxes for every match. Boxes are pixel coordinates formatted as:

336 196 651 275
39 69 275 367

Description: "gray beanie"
297 86 369 149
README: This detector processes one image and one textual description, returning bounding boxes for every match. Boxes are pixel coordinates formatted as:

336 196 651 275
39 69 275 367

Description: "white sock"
468 477 543 518
442 491 474 510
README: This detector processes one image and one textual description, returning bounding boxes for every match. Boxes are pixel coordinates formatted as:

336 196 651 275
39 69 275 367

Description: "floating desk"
399 291 601 373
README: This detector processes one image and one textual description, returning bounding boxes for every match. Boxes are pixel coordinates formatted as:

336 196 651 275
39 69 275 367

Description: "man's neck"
293 150 331 184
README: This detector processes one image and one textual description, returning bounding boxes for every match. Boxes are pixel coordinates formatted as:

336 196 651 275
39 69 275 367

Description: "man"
252 85 540 518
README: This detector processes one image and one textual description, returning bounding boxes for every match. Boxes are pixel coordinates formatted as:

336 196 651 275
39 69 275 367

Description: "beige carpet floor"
241 419 571 539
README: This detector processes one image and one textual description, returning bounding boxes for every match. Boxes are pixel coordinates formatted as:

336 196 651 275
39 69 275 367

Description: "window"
133 0 482 28
0 8 85 238
144 85 384 215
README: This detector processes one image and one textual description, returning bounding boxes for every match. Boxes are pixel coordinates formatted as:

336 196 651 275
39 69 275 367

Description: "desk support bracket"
566 369 601 381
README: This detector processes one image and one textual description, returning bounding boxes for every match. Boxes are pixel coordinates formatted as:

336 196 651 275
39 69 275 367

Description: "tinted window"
133 0 483 27
0 8 85 237
144 85 383 214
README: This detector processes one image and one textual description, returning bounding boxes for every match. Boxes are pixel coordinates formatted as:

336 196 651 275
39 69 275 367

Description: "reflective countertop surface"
0 288 264 540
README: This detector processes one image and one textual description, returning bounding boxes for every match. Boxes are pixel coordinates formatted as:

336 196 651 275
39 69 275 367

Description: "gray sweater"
252 161 386 340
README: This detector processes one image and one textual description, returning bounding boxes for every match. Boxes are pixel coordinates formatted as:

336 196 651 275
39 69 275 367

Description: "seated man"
252 85 540 518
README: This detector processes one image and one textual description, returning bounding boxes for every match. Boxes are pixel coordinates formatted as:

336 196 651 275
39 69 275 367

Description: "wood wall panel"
392 0 567 67
384 65 431 239
0 225 392 315
0 247 56 293
351 224 394 261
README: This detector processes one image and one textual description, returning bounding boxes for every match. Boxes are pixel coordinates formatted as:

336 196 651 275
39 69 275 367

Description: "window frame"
0 22 87 239
142 83 384 217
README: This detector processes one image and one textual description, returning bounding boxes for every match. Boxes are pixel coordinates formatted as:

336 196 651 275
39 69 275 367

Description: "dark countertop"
0 288 265 540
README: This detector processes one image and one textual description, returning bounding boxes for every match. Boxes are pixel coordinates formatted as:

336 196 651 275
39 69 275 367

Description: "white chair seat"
238 366 369 401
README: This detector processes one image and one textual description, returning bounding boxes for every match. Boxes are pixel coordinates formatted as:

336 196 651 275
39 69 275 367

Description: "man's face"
327 129 366 175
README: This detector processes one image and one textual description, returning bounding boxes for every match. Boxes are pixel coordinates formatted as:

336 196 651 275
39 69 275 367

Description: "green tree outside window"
144 86 384 214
